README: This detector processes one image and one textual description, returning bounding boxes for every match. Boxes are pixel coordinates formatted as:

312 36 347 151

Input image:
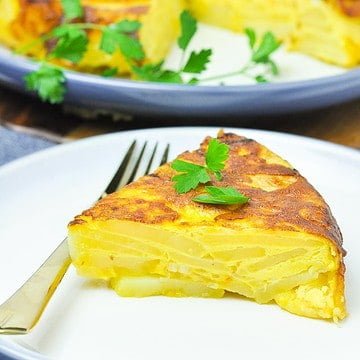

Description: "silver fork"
0 140 170 335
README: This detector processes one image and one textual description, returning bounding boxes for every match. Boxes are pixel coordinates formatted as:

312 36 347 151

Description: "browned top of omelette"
334 0 360 17
70 132 345 256
10 0 150 41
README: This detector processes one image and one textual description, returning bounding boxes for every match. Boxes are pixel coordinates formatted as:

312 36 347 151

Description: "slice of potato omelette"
68 132 346 321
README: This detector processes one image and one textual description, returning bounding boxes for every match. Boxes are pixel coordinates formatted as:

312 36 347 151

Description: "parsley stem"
58 23 105 31
198 63 255 83
179 51 187 72
16 23 105 55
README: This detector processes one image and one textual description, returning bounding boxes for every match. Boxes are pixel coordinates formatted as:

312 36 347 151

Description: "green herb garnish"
61 0 83 21
134 10 212 84
245 28 256 49
200 28 281 84
171 138 250 206
171 139 229 193
24 63 66 104
182 49 212 74
100 21 144 60
112 20 142 34
132 62 183 83
51 25 88 63
171 161 211 194
101 67 118 77
178 10 197 51
205 137 229 180
193 186 249 205
174 10 213 79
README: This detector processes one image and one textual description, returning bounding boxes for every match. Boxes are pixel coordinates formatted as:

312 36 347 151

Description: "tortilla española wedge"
68 132 346 321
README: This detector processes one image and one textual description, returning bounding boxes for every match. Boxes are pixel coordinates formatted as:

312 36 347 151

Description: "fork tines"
101 140 170 199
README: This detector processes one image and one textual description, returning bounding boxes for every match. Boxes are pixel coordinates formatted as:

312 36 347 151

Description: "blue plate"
0 46 360 117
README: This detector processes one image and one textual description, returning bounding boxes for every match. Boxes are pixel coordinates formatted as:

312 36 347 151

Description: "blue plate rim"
1 45 360 93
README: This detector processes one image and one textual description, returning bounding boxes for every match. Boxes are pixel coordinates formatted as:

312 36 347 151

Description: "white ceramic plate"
166 24 347 84
0 127 359 360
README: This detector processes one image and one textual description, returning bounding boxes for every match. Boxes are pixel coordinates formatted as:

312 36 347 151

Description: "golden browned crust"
334 0 360 17
77 198 179 225
84 4 150 25
70 132 345 261
10 0 62 41
9 0 150 43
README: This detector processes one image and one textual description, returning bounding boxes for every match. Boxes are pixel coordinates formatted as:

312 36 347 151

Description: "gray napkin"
0 126 56 166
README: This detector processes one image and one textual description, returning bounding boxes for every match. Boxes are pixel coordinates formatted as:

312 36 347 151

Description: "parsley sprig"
61 0 84 21
132 10 212 84
171 138 250 206
100 20 144 60
50 25 89 63
200 29 281 84
193 186 249 205
171 139 229 193
171 161 211 194
25 63 66 104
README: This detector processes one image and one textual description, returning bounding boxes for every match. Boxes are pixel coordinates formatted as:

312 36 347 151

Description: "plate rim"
0 341 48 360
0 127 359 177
0 126 359 360
1 127 360 177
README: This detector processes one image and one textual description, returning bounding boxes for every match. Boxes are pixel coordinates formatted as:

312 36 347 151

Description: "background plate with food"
0 0 359 117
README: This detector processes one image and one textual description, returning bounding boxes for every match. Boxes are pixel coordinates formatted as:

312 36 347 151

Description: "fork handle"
0 239 71 335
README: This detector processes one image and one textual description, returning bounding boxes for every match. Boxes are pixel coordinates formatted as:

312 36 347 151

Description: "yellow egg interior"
68 221 346 321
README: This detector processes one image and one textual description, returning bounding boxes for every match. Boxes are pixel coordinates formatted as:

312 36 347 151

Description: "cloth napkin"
0 126 56 166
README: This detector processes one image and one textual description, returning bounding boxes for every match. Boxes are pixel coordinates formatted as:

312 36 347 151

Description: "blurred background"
1 0 360 164
0 83 359 166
